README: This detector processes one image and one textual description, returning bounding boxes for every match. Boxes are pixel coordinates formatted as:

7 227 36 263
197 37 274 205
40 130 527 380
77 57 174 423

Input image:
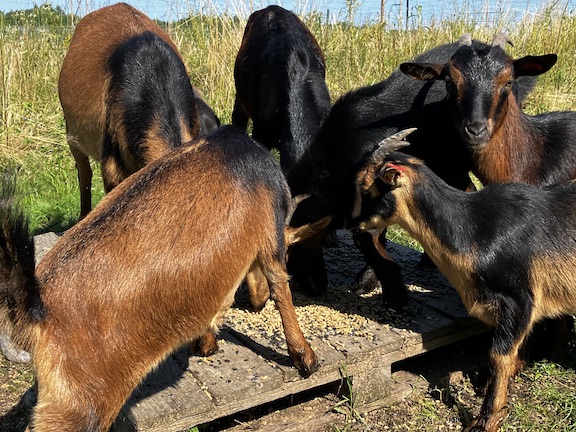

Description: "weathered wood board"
33 230 488 432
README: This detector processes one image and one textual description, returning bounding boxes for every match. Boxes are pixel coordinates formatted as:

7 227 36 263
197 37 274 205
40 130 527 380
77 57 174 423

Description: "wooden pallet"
33 230 487 432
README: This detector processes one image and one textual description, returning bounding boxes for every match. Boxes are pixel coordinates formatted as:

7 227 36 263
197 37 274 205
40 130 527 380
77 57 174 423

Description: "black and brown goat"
0 126 319 432
401 33 576 359
232 5 331 174
350 133 576 432
401 33 576 186
58 2 219 219
285 36 536 304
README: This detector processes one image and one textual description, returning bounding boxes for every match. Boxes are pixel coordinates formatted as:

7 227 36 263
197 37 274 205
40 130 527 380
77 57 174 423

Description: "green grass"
1 3 575 236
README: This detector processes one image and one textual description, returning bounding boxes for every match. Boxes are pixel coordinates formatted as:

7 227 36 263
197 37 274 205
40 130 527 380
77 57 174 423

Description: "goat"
58 2 219 220
0 125 319 432
400 32 576 186
232 5 331 175
285 37 536 305
349 132 576 432
401 33 576 360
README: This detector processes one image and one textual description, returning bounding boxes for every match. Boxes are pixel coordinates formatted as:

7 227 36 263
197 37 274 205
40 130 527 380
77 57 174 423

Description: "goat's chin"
466 138 489 152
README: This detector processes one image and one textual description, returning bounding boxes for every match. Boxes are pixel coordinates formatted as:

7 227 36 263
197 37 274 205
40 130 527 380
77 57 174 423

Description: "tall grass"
1 1 575 233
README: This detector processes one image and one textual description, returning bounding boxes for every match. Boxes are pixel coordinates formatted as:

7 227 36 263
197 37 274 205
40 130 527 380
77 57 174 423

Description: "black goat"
350 136 576 432
286 37 536 305
400 32 576 186
232 5 331 174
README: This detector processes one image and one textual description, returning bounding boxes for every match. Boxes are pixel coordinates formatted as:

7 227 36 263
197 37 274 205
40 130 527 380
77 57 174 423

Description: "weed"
332 366 368 431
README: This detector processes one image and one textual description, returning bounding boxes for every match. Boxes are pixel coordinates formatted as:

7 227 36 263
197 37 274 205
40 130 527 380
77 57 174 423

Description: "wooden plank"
323 230 365 287
114 351 213 432
186 330 283 406
34 232 60 264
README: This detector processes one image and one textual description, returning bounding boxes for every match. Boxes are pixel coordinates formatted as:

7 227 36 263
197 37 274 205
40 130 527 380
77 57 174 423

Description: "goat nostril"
465 121 487 137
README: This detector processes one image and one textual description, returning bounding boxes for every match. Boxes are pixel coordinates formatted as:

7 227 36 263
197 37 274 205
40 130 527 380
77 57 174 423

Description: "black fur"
353 151 576 334
105 31 199 174
286 39 536 303
352 152 576 427
0 172 45 329
232 5 331 174
401 41 576 186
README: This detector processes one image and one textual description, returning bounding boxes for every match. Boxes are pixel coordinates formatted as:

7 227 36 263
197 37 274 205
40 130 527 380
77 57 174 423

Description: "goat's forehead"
450 46 512 78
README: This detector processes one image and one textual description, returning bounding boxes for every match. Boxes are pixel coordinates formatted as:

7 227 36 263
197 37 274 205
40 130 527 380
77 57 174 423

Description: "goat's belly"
530 255 576 319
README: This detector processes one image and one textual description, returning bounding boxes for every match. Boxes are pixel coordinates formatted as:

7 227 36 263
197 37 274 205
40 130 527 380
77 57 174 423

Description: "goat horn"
458 33 472 46
491 32 513 48
286 193 310 225
370 128 416 163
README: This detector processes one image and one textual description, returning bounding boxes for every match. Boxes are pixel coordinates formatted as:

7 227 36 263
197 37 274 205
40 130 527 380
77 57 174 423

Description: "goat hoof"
291 347 319 377
189 334 219 357
464 412 506 432
381 286 409 310
353 266 381 294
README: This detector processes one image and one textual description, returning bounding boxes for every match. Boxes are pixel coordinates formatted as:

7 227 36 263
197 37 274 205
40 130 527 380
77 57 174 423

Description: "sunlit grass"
1 1 575 233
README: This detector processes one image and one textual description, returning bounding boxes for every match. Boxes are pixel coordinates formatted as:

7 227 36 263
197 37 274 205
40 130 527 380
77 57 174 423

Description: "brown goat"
0 126 319 432
59 3 219 219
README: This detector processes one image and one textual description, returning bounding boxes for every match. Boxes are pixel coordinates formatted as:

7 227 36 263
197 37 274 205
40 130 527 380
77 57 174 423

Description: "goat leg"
352 229 408 308
69 145 93 220
189 332 219 357
266 260 319 376
466 312 529 432
245 263 270 312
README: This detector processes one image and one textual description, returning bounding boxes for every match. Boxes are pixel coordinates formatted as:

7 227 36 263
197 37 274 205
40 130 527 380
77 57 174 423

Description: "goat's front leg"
265 259 319 376
352 229 408 308
466 303 531 432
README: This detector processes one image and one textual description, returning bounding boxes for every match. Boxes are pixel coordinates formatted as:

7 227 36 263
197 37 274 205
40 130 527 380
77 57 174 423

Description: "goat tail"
0 171 43 357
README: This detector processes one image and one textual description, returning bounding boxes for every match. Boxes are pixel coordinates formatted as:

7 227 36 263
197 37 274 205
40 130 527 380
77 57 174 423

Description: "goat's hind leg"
189 281 238 358
69 145 93 220
245 261 270 312
29 398 102 432
189 331 219 357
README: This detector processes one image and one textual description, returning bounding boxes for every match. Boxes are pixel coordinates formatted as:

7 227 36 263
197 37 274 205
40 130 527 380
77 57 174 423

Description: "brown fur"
58 3 202 219
473 94 544 184
6 130 319 431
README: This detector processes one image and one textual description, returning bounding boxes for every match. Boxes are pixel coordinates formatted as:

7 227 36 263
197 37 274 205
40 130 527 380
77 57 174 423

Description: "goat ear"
285 216 332 246
381 163 406 187
400 62 445 81
514 54 557 77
